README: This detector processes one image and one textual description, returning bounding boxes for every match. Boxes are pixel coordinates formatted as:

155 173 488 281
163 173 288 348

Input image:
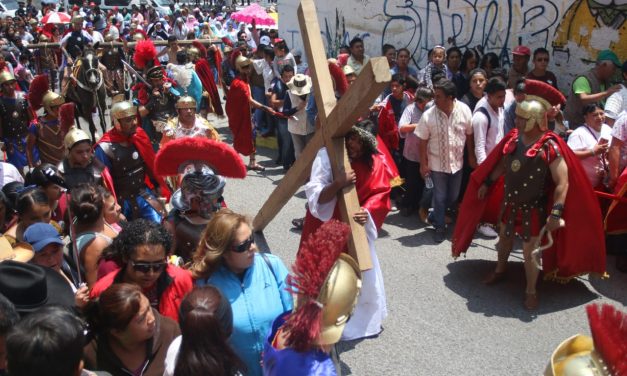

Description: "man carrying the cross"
300 119 389 341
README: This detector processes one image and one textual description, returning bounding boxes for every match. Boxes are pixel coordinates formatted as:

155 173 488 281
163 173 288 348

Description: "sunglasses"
232 235 255 253
130 260 166 273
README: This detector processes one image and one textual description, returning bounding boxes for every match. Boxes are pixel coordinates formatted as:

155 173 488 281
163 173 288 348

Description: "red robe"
95 127 171 201
300 152 391 246
604 167 627 234
226 76 254 156
377 92 413 152
376 134 402 188
452 129 606 282
196 57 224 116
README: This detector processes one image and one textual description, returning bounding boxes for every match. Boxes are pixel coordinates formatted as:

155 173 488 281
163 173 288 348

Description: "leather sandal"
482 271 507 285
524 292 539 310
247 163 266 172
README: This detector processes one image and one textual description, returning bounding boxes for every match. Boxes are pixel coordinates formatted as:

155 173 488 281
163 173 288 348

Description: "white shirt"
252 58 275 92
0 162 24 188
604 85 627 120
398 102 426 162
108 25 120 40
567 123 612 187
415 100 473 174
610 112 627 174
472 101 504 164
90 30 104 44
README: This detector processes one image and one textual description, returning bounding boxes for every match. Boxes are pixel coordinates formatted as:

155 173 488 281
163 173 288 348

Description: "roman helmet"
154 137 247 219
110 100 137 123
515 79 566 133
175 95 196 110
42 91 65 114
281 220 362 350
235 55 251 72
132 31 146 41
187 45 200 61
0 71 16 86
64 127 91 150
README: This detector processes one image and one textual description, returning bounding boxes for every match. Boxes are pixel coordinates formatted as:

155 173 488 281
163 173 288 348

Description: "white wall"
279 0 627 92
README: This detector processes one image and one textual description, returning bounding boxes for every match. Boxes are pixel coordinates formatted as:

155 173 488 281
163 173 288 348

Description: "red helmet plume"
133 39 158 70
192 40 207 59
28 74 50 111
586 303 627 375
329 61 348 96
58 103 75 133
524 79 565 106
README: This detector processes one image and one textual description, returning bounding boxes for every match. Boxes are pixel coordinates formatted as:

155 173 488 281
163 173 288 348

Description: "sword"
531 218 566 270
121 59 152 90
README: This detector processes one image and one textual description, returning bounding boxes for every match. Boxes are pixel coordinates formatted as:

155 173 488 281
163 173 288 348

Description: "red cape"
376 92 413 151
452 129 607 282
96 127 171 201
226 76 254 156
376 134 402 188
300 152 391 247
196 58 224 116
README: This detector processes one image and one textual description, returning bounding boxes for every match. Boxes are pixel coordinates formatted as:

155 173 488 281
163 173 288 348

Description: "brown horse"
65 48 107 141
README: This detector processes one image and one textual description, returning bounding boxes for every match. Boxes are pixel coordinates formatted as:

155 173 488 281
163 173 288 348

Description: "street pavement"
92 102 626 376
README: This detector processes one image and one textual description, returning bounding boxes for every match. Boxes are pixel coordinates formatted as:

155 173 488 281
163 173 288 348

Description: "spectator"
461 68 488 111
447 46 463 84
456 48 481 98
191 209 293 376
163 286 245 376
526 47 558 89
418 45 449 88
293 49 308 75
6 306 94 376
0 161 23 188
567 104 612 188
86 21 104 44
480 52 500 78
377 73 413 154
416 79 473 243
382 43 396 69
504 79 526 134
4 187 53 245
283 73 314 159
347 37 370 76
0 293 18 374
507 45 530 88
270 65 296 170
25 163 67 223
272 39 296 79
564 50 622 128
90 219 193 322
604 60 627 126
609 112 627 190
398 85 433 217
84 283 180 376
392 47 418 80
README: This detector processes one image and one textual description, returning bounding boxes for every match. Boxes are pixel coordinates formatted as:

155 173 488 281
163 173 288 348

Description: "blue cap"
23 223 64 253
86 21 93 27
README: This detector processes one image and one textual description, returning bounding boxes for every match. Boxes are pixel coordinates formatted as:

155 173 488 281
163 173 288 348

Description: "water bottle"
424 174 434 189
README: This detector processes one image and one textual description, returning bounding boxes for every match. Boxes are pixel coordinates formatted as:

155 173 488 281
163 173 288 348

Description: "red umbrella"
41 12 72 24
230 4 276 27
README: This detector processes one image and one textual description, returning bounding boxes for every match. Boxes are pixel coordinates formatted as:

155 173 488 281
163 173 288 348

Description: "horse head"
81 48 102 89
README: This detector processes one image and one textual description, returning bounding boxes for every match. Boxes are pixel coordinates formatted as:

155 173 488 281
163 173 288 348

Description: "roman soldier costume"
453 80 607 309
0 72 33 170
132 40 179 150
155 136 246 262
34 31 59 91
263 220 362 376
27 74 66 167
160 96 220 146
187 40 223 116
100 34 125 96
94 98 169 222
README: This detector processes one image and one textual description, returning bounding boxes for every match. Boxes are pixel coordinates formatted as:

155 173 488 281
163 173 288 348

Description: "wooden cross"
253 0 390 270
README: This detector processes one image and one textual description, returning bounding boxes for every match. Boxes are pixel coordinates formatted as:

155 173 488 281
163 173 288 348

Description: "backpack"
475 106 491 136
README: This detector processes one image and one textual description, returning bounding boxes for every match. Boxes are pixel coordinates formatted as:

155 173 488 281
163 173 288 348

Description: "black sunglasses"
130 260 166 273
232 235 255 253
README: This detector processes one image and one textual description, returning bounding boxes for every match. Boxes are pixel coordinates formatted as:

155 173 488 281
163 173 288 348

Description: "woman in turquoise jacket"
191 209 293 376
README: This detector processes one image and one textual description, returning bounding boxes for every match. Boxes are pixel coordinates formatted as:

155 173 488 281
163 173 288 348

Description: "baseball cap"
293 49 302 57
512 45 531 56
86 21 93 27
597 50 621 67
23 223 64 253
259 35 271 46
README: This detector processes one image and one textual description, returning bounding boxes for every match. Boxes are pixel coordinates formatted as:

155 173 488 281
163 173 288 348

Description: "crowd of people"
0 0 624 375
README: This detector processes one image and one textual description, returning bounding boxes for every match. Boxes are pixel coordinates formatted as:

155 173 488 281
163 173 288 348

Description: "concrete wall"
279 0 627 93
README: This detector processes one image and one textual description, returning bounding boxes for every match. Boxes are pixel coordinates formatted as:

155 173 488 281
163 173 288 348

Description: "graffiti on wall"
280 0 626 91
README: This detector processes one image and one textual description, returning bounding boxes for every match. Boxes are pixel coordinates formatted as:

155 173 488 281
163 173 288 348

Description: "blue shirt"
197 253 293 376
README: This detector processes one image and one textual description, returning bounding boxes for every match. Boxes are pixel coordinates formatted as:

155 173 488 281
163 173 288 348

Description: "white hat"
259 35 271 46
288 74 312 96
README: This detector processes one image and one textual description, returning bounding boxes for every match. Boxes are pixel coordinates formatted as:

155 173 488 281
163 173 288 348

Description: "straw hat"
287 74 312 96
0 236 34 263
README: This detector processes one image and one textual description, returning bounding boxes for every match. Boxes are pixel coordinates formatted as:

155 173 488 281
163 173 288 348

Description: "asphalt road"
90 101 626 376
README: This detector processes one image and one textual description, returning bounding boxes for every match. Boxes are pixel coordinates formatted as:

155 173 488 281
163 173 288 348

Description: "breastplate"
101 49 121 70
0 95 29 139
61 159 103 190
107 143 146 198
37 119 65 165
149 92 177 121
503 137 549 206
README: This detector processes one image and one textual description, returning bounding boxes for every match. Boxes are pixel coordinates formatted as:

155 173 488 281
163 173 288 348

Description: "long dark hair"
174 286 245 376
85 283 143 337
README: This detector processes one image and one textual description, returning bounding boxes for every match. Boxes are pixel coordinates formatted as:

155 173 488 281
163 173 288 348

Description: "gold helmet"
132 32 146 41
515 80 565 133
39 33 49 42
316 253 362 345
545 335 609 376
111 100 137 121
71 15 83 25
176 95 197 110
0 71 16 86
235 55 251 72
187 46 200 61
64 126 91 150
42 91 65 114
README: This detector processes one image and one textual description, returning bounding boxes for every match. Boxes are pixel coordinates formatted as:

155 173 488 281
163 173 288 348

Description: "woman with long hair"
4 187 54 245
84 283 180 376
190 209 292 376
163 286 245 376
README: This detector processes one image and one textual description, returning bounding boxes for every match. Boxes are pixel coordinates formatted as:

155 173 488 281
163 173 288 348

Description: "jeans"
251 85 269 134
400 159 424 210
431 170 463 229
276 118 294 169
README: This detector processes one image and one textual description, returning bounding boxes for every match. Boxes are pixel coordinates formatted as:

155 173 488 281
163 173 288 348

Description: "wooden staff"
25 38 223 50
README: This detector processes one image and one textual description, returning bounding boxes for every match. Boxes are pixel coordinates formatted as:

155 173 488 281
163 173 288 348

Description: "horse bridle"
76 53 104 92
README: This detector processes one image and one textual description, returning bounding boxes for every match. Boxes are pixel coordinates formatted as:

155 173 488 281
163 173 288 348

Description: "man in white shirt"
416 79 473 243
472 78 506 238
0 161 24 188
346 37 370 76
604 61 627 126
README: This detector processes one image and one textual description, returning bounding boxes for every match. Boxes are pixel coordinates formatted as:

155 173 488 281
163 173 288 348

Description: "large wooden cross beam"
253 0 390 270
